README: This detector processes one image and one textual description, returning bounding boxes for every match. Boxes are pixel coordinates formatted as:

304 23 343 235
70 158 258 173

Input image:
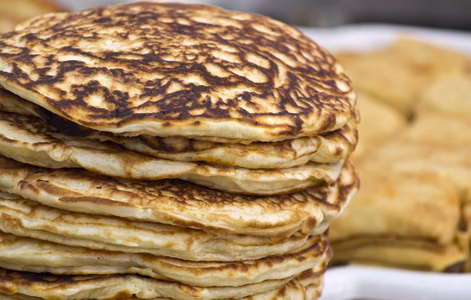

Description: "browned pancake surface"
0 2 356 141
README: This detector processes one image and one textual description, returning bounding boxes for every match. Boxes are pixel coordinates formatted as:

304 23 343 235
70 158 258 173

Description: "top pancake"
0 1 356 141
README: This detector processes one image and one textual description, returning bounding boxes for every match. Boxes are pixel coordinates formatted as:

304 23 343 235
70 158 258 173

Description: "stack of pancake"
0 2 359 299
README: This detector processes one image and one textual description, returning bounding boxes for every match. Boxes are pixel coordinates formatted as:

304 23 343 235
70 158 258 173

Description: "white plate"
301 24 471 300
301 23 471 55
320 265 471 300
58 0 131 11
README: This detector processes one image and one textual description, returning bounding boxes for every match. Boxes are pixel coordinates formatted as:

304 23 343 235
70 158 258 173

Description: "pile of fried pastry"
329 37 471 273
0 2 359 299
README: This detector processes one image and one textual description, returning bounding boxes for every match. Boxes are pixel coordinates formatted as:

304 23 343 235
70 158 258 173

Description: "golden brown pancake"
0 268 291 300
366 113 471 194
330 237 466 272
0 87 358 169
0 232 329 288
0 110 345 195
330 163 460 246
99 120 357 169
417 75 471 118
351 91 406 161
389 37 471 78
336 49 428 116
0 192 312 261
0 258 329 299
329 149 464 271
328 37 471 273
0 88 38 116
0 154 358 238
0 2 357 142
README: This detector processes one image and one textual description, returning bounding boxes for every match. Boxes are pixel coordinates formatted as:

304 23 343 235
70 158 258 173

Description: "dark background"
178 0 471 31
62 0 471 31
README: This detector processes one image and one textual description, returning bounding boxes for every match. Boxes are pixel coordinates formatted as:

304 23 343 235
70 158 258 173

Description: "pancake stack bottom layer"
0 2 359 299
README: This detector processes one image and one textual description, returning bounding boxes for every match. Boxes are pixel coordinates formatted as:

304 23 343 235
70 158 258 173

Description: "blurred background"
59 0 471 30
3 0 471 33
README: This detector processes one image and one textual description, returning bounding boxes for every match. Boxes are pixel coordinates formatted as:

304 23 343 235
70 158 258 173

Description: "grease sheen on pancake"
0 2 356 141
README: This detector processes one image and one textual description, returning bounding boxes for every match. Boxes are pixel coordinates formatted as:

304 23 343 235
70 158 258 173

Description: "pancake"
0 154 358 237
0 260 329 300
297 267 325 300
0 88 38 116
417 75 471 119
0 193 313 261
0 268 291 300
401 113 471 150
329 111 471 272
330 237 466 272
351 91 406 161
336 49 427 116
0 232 329 288
107 119 357 168
329 163 460 246
0 2 357 142
0 110 344 195
0 88 357 169
389 37 471 79
366 113 471 194
329 165 464 271
0 274 324 300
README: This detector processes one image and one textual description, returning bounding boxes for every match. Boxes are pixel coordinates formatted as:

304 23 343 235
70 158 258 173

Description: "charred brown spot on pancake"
312 161 359 213
35 100 98 137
